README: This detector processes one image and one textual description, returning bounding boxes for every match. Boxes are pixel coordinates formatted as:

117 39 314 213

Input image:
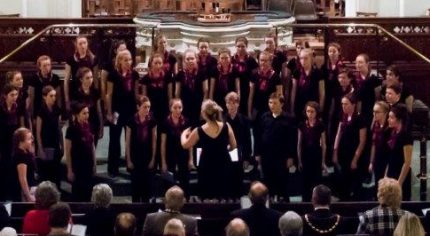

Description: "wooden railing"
0 17 135 64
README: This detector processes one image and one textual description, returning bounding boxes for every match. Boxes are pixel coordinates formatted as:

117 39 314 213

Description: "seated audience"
114 213 136 236
279 211 303 236
22 181 60 236
226 218 250 236
143 186 198 236
302 184 343 235
393 212 425 236
47 203 72 236
163 218 186 236
231 181 281 236
357 177 407 235
85 184 116 236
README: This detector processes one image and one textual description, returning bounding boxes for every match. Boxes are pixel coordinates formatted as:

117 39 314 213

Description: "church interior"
1 0 430 235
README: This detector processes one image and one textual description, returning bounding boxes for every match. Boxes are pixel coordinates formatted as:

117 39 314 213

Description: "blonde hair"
393 212 425 236
201 99 223 122
115 50 132 72
377 177 402 209
36 55 51 68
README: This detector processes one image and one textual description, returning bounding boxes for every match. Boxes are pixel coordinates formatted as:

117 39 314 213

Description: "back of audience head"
393 212 425 236
91 183 113 208
0 227 17 236
279 211 303 236
35 181 60 210
225 218 250 236
163 218 186 236
49 203 71 229
165 185 185 211
114 213 136 236
249 181 268 206
312 184 331 207
377 177 402 209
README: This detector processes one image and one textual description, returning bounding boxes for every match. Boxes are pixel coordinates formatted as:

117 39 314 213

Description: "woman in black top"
290 48 325 120
298 101 327 201
197 38 217 96
0 85 20 201
106 49 139 176
368 101 389 190
125 96 157 202
210 48 239 111
160 98 194 196
232 37 258 115
36 86 63 187
153 34 178 76
175 49 209 127
264 33 287 76
28 55 62 119
355 53 381 127
64 36 98 110
333 93 366 201
73 67 103 147
101 40 127 106
65 103 96 202
248 51 282 120
140 53 174 123
5 70 28 127
12 127 36 202
321 43 343 122
384 104 412 200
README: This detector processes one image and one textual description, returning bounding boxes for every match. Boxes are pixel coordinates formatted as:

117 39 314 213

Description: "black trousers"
72 174 94 202
130 168 152 202
108 123 125 176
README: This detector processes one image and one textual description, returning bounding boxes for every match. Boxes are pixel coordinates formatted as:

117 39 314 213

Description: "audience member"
279 211 303 236
47 202 72 236
0 227 17 236
22 181 60 236
225 218 250 236
302 185 343 235
163 218 186 236
143 186 197 236
357 177 407 235
231 181 281 236
85 184 116 236
114 213 136 236
393 212 425 236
